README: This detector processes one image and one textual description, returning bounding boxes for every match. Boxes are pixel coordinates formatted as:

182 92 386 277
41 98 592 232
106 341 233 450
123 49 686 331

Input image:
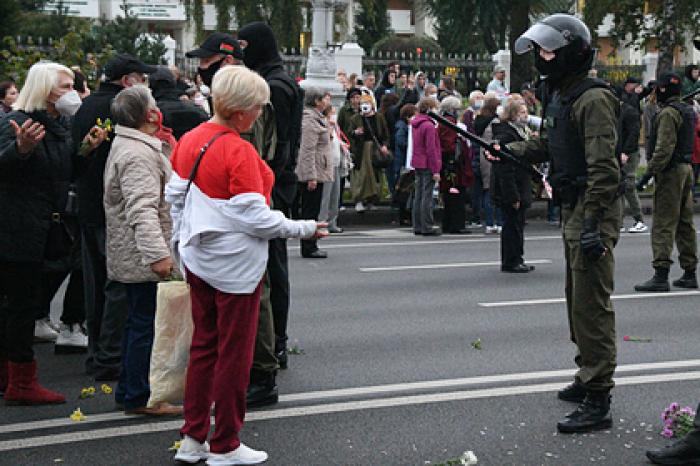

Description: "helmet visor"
514 22 570 55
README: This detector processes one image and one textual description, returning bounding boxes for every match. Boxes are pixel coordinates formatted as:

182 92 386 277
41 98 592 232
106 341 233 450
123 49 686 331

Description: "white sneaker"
175 436 210 464
484 226 499 234
355 202 365 212
206 443 268 465
628 221 648 233
55 324 88 354
34 318 59 341
496 226 503 234
620 226 627 232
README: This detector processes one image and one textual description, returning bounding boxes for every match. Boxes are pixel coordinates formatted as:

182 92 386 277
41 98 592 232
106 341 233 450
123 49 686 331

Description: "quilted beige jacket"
295 107 334 183
104 125 172 283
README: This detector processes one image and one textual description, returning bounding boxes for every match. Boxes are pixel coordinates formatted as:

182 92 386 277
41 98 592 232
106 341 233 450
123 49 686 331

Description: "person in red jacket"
410 97 442 235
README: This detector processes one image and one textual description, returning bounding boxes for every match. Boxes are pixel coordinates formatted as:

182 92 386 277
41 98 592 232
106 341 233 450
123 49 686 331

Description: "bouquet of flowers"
661 402 696 439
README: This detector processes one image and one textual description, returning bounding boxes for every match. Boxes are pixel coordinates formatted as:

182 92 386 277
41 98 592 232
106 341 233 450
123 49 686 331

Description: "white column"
643 52 659 84
335 42 364 77
162 35 177 66
492 49 511 90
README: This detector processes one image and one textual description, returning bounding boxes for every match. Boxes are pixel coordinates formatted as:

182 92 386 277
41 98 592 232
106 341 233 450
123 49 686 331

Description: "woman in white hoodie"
167 66 326 466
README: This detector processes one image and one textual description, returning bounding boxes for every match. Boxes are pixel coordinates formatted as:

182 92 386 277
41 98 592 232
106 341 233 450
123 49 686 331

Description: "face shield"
514 22 570 55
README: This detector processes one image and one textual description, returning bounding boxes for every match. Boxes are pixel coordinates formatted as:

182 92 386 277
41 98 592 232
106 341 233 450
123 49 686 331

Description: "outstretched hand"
485 143 501 162
9 119 45 155
312 222 330 239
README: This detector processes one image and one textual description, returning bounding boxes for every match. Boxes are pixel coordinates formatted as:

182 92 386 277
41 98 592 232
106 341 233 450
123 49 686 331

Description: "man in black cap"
237 21 304 408
72 53 156 382
185 32 244 88
615 77 648 233
149 66 208 140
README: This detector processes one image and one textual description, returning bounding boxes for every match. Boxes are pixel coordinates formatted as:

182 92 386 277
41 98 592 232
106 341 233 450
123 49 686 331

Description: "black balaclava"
656 72 682 104
198 58 224 87
534 40 594 86
237 22 281 71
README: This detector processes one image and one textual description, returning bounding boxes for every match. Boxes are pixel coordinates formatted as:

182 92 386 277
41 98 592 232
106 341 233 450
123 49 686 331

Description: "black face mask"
535 53 566 85
198 58 224 87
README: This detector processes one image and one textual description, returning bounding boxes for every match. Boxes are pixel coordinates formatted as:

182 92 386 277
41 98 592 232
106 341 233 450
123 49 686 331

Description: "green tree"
583 0 700 76
94 1 167 64
268 0 303 50
354 0 392 53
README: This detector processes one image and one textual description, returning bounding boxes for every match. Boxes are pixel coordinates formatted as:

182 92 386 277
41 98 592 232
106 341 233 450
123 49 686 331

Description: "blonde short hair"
14 62 74 113
211 65 270 119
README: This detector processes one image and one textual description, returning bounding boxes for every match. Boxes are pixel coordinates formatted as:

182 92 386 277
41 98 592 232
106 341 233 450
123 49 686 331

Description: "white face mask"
473 100 483 110
54 90 82 116
360 103 373 115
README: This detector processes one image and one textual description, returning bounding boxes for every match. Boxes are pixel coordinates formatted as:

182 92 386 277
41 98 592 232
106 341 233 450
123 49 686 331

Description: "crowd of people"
1 13 700 465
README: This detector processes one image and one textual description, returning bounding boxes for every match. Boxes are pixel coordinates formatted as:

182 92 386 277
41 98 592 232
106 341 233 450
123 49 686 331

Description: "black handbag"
363 116 394 169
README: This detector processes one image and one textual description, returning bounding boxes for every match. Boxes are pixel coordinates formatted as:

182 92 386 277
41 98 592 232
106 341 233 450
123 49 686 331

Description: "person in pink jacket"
410 98 442 235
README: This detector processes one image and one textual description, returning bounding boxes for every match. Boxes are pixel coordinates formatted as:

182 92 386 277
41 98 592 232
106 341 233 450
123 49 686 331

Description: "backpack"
268 76 304 168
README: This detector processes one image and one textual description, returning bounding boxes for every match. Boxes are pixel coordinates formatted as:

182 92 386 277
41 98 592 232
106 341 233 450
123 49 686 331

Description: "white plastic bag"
147 281 193 407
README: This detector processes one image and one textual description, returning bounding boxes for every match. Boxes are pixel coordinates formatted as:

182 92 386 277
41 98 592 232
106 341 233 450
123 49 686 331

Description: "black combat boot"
646 439 700 465
557 391 612 433
276 347 288 370
557 380 587 403
246 371 278 408
634 267 670 292
672 270 698 289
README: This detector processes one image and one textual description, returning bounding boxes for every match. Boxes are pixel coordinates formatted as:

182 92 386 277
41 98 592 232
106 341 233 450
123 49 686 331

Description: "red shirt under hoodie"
170 122 274 204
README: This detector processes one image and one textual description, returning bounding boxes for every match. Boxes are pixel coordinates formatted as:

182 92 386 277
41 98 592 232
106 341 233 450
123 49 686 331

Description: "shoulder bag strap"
186 131 227 193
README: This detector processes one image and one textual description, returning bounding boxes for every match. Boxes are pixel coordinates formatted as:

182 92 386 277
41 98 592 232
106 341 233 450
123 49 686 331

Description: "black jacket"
0 110 74 262
153 88 209 140
616 100 641 156
72 82 123 226
492 121 532 208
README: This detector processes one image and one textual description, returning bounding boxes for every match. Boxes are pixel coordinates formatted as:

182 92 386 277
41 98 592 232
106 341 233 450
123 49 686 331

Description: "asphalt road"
2 216 700 466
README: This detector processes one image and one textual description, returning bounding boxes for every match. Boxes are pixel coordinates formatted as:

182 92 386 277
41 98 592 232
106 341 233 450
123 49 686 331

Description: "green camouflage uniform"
645 97 698 272
508 75 621 392
241 103 280 378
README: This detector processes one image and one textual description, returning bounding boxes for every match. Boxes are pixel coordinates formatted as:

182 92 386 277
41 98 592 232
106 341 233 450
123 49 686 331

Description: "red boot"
4 360 65 405
0 357 7 397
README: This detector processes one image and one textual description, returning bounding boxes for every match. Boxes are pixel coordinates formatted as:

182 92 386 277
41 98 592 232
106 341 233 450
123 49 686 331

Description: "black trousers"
501 205 526 268
442 186 467 233
35 269 85 325
298 182 324 256
81 225 128 375
269 189 292 353
0 262 41 362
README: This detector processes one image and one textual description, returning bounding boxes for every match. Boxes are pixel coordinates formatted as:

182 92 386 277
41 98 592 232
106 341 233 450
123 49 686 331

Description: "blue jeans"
482 190 502 227
547 200 560 222
115 282 157 410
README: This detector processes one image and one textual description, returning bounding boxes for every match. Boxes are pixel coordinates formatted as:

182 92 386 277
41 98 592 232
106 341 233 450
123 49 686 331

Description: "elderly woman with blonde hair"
167 65 326 465
0 61 104 405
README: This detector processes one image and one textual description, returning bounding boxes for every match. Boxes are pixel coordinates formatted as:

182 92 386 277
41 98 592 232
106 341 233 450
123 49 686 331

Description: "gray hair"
439 96 462 113
111 85 156 129
304 86 325 107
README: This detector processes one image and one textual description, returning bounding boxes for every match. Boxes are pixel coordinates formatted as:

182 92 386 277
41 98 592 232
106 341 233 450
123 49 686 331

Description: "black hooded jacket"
238 22 302 205
151 85 209 140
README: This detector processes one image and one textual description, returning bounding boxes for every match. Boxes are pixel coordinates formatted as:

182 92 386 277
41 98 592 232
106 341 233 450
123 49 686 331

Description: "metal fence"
363 50 494 95
594 64 646 85
175 48 306 80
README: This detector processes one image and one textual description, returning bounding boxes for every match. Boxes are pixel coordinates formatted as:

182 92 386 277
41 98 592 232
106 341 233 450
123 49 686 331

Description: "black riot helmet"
515 14 595 85
656 71 682 103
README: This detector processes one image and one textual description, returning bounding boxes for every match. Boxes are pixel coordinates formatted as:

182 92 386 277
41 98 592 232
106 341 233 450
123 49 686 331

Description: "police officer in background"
492 14 621 434
634 72 698 292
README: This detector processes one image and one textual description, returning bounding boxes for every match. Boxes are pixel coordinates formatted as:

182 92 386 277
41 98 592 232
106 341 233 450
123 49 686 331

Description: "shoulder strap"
561 78 610 106
186 131 227 193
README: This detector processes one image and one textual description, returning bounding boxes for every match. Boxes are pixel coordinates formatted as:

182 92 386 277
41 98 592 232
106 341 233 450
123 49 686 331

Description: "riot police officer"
634 72 698 292
498 14 622 434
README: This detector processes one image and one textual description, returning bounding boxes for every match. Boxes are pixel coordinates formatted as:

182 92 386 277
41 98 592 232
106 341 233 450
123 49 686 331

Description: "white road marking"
359 259 552 272
2 370 700 451
3 359 700 436
291 235 562 250
479 290 700 307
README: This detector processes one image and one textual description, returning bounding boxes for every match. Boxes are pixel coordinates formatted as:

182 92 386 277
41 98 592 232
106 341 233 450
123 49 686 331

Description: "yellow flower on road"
101 384 113 395
70 408 86 422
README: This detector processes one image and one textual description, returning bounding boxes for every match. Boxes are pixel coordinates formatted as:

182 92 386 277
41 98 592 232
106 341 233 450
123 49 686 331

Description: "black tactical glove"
636 172 652 192
580 218 606 260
